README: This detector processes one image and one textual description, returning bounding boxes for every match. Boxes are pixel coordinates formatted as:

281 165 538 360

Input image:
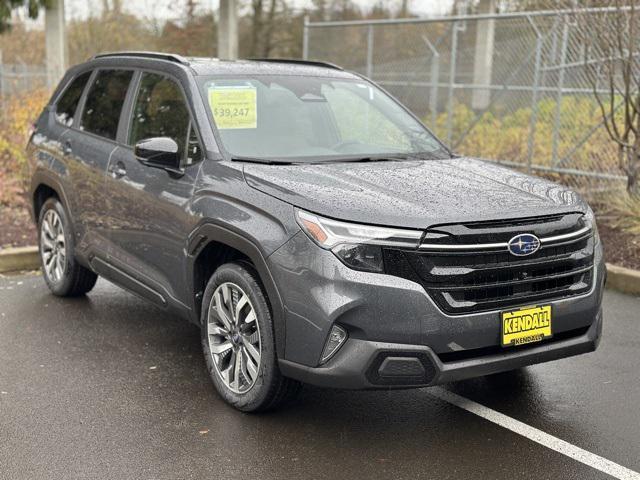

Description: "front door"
105 71 204 308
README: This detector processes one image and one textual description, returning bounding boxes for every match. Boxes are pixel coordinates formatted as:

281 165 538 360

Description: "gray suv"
27 52 604 412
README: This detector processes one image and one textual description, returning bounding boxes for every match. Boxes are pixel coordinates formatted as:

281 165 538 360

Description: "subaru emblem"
507 233 540 256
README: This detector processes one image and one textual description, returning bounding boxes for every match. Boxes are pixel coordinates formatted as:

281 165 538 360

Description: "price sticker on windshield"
208 86 257 129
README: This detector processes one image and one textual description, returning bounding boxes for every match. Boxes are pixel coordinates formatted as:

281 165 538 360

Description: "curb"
0 246 40 273
1 246 640 296
604 263 640 296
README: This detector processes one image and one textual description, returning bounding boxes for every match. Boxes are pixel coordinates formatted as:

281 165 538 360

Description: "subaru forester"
27 52 604 412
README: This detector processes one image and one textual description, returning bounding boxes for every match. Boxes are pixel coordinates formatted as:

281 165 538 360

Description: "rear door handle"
110 161 127 179
62 141 72 156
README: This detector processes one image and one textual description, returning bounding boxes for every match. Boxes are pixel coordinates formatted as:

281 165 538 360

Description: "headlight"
584 208 600 245
295 209 422 273
332 243 385 273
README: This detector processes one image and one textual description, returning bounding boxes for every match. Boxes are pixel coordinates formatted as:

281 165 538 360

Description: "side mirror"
134 137 181 173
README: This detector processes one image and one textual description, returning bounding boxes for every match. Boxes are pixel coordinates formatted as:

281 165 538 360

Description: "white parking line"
429 387 640 480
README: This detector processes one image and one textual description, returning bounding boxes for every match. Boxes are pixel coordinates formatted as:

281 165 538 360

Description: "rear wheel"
38 197 97 296
201 262 301 412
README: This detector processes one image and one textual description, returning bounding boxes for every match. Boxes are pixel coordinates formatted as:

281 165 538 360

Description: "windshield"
198 75 449 162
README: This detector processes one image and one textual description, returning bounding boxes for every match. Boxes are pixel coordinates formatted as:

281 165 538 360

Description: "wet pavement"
0 273 638 480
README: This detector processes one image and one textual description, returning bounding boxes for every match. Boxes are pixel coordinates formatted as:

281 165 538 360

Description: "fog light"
320 325 347 364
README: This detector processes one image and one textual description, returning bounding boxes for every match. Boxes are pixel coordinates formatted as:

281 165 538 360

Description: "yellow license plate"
501 305 552 347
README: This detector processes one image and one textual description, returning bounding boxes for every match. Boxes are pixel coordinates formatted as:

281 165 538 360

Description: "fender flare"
186 222 287 358
30 170 70 221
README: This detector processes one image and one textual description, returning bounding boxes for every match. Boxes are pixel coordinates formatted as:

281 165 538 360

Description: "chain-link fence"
303 8 633 195
0 63 47 95
0 61 48 122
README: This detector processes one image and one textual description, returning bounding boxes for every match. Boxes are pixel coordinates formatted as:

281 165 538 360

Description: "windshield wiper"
323 154 411 164
230 155 295 165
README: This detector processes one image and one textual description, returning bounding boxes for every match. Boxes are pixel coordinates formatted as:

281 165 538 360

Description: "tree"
559 1 640 194
0 19 44 63
0 0 51 33
157 11 217 58
246 0 279 57
66 10 157 65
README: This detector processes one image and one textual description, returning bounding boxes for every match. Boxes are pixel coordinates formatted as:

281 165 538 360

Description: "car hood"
243 157 587 229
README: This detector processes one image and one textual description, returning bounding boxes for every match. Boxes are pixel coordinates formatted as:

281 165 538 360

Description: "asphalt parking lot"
1 273 639 480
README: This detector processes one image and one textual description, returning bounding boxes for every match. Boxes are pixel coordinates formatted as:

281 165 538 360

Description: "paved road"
1 274 638 480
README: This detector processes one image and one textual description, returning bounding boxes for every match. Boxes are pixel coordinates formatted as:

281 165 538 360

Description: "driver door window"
130 72 202 165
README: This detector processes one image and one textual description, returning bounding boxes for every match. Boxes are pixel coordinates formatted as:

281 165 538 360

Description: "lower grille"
437 326 590 362
384 213 595 314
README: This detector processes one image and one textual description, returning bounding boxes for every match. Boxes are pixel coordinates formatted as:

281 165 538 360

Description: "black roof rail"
248 58 343 71
92 51 190 66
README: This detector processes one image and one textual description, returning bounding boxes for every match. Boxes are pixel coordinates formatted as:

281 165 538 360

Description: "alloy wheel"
207 282 262 394
40 209 66 283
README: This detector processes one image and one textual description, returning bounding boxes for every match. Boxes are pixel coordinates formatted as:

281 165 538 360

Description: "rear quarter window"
55 71 92 127
80 69 134 140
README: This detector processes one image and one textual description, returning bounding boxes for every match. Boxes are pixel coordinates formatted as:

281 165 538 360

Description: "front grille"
384 213 595 314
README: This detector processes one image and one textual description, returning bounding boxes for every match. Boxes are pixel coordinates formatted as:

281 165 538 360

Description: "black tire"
38 197 98 297
201 261 301 412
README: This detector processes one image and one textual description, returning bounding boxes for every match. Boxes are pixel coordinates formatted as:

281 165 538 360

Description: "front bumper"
279 308 602 389
268 231 605 389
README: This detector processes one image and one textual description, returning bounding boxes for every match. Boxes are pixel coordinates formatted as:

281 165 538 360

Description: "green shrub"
603 193 640 235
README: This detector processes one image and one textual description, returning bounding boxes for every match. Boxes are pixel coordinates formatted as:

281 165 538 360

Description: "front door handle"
110 161 127 179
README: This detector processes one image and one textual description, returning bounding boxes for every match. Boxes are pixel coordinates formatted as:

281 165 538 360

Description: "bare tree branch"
570 1 640 192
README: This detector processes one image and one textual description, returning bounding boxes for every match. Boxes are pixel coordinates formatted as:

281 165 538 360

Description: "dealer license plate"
501 305 552 347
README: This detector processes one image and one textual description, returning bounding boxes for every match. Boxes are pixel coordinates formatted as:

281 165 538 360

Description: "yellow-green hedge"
429 96 617 172
0 89 50 207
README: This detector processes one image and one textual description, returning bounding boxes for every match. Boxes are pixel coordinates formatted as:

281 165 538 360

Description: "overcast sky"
58 0 455 23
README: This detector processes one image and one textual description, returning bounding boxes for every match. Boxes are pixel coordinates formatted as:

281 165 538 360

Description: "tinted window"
130 72 200 164
55 71 92 127
81 70 133 140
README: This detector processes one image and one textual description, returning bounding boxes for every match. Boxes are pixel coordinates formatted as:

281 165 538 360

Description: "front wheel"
201 262 301 412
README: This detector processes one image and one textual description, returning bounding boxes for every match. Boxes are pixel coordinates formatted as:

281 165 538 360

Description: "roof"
188 59 355 78
92 51 356 78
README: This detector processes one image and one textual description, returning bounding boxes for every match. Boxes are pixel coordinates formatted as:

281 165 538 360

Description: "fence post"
527 17 543 174
471 0 496 110
0 50 4 123
45 0 67 87
422 36 440 129
302 15 309 60
552 19 570 165
543 17 560 87
19 59 29 92
430 55 440 129
366 24 374 78
446 21 459 146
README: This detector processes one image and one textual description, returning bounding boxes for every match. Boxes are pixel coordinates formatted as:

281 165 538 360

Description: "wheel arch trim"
187 222 287 358
30 170 70 222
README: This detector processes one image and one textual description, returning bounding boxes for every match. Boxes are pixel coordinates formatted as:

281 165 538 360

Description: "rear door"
104 71 204 308
66 68 134 255
30 70 92 220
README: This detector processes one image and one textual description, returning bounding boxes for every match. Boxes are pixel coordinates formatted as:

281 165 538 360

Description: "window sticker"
208 86 257 129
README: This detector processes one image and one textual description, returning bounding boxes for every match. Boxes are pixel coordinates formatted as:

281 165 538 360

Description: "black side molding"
90 256 167 307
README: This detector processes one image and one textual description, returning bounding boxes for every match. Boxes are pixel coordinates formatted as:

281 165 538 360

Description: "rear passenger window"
81 70 133 140
55 71 92 127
